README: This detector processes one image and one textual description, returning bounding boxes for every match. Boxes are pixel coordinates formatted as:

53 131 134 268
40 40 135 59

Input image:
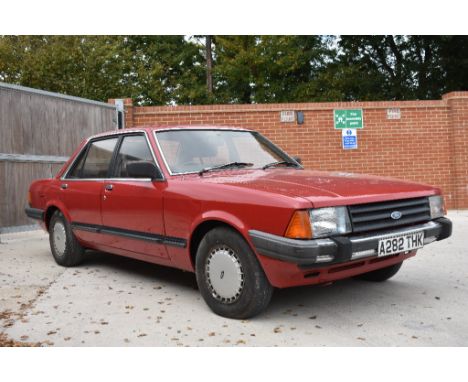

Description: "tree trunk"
206 36 213 96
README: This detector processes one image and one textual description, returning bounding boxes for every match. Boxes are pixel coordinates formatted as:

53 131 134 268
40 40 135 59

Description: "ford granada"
25 126 452 318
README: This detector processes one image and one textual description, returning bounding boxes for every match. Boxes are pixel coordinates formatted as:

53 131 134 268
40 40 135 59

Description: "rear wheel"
354 261 403 282
49 211 84 267
195 227 273 319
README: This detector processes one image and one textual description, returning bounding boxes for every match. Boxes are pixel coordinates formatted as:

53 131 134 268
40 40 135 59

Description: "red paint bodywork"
28 126 441 288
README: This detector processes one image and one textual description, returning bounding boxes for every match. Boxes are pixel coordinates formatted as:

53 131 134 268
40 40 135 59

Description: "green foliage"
0 35 467 105
0 36 129 101
335 35 468 100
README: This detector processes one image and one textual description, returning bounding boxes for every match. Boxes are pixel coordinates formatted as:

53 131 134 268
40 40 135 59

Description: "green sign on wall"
334 109 364 129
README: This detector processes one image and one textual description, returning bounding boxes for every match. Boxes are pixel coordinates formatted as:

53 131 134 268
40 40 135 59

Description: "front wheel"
195 227 273 319
354 261 403 282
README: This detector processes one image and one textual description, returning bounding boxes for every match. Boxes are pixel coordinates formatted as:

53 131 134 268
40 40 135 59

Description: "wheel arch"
44 201 71 230
188 213 250 269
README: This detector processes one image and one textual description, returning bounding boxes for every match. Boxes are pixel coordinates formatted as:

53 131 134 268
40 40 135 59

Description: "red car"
25 126 452 318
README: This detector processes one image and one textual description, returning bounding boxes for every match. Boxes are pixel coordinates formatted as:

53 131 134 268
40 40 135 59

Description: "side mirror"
126 161 162 180
292 156 302 165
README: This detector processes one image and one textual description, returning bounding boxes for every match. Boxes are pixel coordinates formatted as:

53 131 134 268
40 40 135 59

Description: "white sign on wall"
387 108 401 120
280 110 296 123
342 129 358 150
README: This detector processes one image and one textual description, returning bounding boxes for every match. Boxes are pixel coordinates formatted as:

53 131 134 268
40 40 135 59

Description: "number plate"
377 231 424 257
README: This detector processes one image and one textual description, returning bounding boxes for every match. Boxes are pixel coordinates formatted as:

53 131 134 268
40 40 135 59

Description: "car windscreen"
156 129 291 174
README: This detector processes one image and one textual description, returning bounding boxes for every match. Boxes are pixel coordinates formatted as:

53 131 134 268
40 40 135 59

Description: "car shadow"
77 249 415 320
265 276 416 319
80 250 198 291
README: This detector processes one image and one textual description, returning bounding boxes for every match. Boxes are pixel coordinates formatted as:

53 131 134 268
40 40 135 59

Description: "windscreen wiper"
198 162 253 176
262 161 300 170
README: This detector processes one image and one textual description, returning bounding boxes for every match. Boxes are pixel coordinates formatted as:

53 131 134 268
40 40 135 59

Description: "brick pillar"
444 91 468 209
122 98 134 128
108 98 134 128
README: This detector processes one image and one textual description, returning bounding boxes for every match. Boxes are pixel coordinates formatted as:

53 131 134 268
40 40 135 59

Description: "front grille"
348 197 431 233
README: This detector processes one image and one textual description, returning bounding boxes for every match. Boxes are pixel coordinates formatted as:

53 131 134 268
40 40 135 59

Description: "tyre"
195 227 273 319
49 210 84 267
354 261 403 282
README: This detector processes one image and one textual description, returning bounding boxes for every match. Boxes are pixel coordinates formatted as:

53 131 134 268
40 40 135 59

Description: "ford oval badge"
391 211 402 220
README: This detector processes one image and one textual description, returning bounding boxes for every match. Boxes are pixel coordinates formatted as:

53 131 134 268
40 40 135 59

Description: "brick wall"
110 92 468 208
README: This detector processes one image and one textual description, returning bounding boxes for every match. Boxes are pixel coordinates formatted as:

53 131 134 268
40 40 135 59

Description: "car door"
60 136 119 244
99 133 169 259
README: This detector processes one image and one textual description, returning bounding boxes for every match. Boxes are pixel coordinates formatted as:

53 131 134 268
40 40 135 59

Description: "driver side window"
112 135 159 178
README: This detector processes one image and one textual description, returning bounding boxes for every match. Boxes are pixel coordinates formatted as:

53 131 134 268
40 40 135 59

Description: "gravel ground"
1 210 467 346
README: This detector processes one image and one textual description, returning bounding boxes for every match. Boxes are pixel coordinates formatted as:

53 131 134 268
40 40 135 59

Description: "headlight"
429 195 445 218
309 206 352 238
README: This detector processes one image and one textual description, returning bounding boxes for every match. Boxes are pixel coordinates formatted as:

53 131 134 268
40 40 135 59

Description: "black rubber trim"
249 217 453 268
25 207 44 221
434 217 452 241
71 222 186 248
248 230 337 266
329 236 352 263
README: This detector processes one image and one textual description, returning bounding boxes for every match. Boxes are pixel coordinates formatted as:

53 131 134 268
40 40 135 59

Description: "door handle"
105 184 114 191
60 183 68 190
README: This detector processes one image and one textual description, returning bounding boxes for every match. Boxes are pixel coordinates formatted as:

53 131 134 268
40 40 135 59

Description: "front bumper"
249 217 452 268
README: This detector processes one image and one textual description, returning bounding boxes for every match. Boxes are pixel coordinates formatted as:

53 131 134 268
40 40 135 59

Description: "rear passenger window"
113 135 156 178
67 138 118 179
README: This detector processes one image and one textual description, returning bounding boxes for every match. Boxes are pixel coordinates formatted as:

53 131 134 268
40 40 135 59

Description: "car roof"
89 125 253 140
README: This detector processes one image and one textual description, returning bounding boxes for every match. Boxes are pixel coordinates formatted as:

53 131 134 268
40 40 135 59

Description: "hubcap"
205 246 244 304
53 221 67 256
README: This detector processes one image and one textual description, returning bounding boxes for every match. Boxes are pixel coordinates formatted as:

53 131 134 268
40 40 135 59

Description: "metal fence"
0 82 118 230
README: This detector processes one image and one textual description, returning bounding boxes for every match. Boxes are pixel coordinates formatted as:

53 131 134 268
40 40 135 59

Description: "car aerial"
25 126 452 319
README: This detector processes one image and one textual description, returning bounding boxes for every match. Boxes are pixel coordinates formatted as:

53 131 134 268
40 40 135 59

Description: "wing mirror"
126 161 162 180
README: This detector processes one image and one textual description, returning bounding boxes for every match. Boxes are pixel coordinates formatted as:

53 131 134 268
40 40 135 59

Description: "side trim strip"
71 222 186 248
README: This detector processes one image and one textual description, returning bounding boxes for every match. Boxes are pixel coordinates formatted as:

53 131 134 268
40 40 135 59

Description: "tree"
123 35 207 105
334 35 468 101
211 35 330 103
0 36 130 101
1 35 467 105
0 35 208 105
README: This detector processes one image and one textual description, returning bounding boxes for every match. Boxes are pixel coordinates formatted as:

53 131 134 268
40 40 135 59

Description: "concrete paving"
1 211 467 346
